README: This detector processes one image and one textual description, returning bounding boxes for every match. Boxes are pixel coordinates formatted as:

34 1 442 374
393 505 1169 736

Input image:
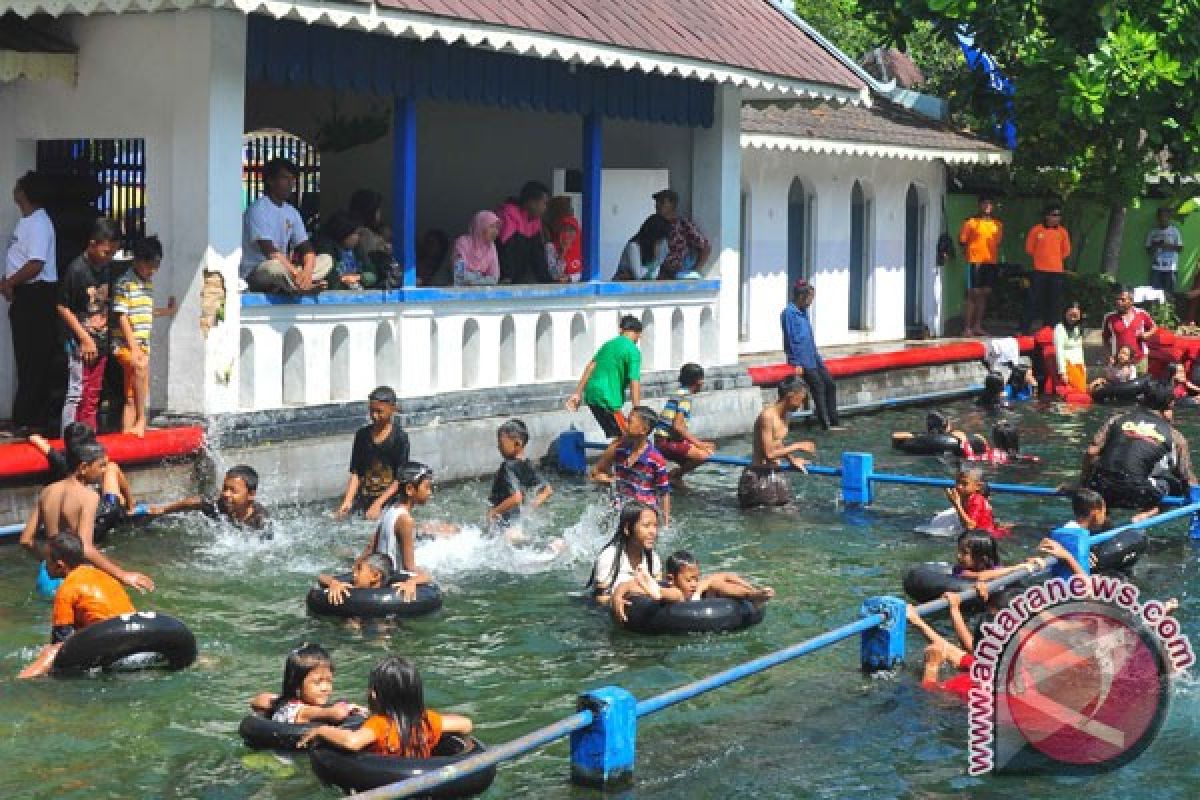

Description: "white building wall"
739 147 946 354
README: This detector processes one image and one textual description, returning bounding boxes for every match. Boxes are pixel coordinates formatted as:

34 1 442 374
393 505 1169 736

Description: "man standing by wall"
781 280 843 431
1022 204 1072 333
566 315 643 438
957 194 1003 337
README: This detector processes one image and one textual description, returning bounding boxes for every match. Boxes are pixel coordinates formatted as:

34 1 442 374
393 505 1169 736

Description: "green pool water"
2 400 1199 799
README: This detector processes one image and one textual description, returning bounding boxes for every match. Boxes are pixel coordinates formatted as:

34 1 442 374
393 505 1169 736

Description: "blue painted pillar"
1049 525 1090 579
570 686 636 788
841 452 874 507
1189 485 1200 540
581 113 603 282
860 596 906 672
392 95 417 288
554 428 588 475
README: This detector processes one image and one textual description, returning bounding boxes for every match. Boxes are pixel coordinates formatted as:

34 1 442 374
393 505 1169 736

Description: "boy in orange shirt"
19 532 136 678
1022 204 1072 333
958 195 1003 337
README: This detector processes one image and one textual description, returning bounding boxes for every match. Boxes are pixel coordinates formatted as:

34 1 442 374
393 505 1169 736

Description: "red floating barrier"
0 426 205 481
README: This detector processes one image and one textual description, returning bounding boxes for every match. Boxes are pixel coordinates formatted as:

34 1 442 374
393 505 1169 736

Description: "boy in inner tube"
18 532 136 679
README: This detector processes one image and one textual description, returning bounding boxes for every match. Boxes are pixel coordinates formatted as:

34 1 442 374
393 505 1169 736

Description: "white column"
691 84 743 367
398 312 433 398
159 9 247 414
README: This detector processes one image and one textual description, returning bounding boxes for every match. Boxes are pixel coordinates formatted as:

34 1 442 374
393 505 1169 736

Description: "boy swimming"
148 464 269 530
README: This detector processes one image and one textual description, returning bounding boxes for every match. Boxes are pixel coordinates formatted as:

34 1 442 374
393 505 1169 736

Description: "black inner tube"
53 612 197 673
902 563 983 611
894 433 962 456
1091 377 1149 404
239 712 365 751
620 595 765 634
1089 530 1148 574
306 573 444 619
309 734 497 797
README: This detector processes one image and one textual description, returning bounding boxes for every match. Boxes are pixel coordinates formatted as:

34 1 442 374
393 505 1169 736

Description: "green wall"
940 194 1200 319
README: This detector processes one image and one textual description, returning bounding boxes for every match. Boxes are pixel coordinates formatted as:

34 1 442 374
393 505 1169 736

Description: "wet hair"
665 550 698 577
323 211 361 245
49 532 85 567
518 180 551 207
926 411 949 434
67 440 106 471
589 500 658 589
957 528 1001 571
15 171 50 207
1007 362 1030 387
270 643 333 718
132 235 163 263
679 363 704 388
956 466 986 493
88 217 122 244
368 386 398 405
367 656 430 758
62 422 98 461
360 553 393 582
991 420 1019 454
263 158 299 182
629 405 659 431
399 462 434 492
777 374 806 399
1070 488 1105 520
979 372 1005 407
1140 381 1175 412
349 189 384 231
618 314 644 333
497 418 529 446
966 433 990 456
225 464 259 493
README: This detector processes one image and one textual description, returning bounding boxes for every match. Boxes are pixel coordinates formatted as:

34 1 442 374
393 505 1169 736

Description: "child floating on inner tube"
1088 344 1138 394
18 532 136 679
316 553 393 607
358 463 443 602
891 411 973 457
629 549 774 607
959 421 1040 466
249 643 364 728
298 656 473 758
588 501 663 620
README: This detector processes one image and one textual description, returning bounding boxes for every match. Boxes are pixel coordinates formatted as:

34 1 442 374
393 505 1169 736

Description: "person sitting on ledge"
543 196 582 283
452 211 501 287
653 188 710 280
240 158 333 294
614 214 670 280
496 181 551 284
315 211 379 290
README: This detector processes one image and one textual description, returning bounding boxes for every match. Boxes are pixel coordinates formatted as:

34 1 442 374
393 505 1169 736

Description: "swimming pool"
1 399 1197 798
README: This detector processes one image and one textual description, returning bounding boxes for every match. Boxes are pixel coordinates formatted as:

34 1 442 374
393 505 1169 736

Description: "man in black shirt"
335 386 411 519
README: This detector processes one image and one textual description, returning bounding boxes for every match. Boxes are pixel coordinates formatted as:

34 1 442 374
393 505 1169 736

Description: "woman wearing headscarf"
1053 301 1088 394
452 211 501 286
496 181 552 284
543 196 583 283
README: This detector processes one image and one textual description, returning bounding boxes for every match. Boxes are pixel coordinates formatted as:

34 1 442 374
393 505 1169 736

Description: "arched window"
849 181 874 331
905 184 928 330
788 178 815 285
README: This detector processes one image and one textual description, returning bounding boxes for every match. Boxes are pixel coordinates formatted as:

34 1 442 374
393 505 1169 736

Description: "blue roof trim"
246 17 714 128
240 280 721 308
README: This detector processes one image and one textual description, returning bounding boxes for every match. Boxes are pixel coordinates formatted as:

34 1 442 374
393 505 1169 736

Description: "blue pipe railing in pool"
352 505 1200 798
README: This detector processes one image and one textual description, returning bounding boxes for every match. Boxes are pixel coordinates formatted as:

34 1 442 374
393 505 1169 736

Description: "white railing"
236 281 722 411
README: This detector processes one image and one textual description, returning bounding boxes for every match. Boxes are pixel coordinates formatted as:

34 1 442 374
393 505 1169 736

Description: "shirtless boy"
738 376 817 508
19 440 155 593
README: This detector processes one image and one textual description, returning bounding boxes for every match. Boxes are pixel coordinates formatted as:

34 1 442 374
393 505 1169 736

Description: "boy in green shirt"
566 315 643 438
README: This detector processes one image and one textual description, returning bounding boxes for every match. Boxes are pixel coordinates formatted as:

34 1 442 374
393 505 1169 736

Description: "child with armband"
629 550 774 606
298 656 473 757
249 643 364 729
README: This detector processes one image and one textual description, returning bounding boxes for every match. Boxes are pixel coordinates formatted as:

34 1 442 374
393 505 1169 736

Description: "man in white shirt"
240 158 331 293
1145 206 1183 295
1 171 58 433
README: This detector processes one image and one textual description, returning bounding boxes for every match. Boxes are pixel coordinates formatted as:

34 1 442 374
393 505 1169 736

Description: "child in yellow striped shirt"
112 236 176 437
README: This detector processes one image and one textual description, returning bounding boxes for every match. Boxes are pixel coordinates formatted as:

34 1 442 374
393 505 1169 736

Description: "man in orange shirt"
957 195 1003 337
18 532 136 678
1022 204 1072 333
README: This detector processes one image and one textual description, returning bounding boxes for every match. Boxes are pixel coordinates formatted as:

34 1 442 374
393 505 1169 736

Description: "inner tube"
1089 530 1148 574
893 433 961 456
54 612 197 672
620 595 765 634
1091 378 1149 404
239 712 364 751
902 563 983 611
310 734 496 797
306 573 443 619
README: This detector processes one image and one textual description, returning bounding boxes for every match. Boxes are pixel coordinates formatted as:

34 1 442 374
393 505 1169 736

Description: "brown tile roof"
373 0 866 91
741 98 1007 152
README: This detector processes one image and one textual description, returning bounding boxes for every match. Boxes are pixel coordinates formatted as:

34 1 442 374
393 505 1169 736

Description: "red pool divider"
748 337 1036 385
0 426 205 481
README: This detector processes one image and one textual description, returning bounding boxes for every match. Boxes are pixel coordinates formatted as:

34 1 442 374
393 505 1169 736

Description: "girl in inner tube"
891 410 970 455
249 643 363 729
628 549 774 607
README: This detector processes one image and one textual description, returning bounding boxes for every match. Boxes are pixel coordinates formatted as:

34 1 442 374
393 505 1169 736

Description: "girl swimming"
360 463 438 601
249 643 361 727
588 500 663 617
298 656 473 758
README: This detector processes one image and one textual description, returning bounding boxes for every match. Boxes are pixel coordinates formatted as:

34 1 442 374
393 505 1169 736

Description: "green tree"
857 0 1200 273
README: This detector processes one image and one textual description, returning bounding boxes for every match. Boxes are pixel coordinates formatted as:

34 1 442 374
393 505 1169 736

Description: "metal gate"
35 138 146 247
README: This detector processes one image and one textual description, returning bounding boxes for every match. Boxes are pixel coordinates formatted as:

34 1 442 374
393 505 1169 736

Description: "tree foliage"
856 0 1200 207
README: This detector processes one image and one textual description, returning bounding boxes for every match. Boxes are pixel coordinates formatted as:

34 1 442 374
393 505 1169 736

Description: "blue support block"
1189 485 1200 540
555 429 588 475
860 596 906 672
1049 525 1090 578
570 686 636 789
841 451 874 507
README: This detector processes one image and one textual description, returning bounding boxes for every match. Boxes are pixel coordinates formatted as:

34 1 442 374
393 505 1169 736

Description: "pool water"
2 400 1199 799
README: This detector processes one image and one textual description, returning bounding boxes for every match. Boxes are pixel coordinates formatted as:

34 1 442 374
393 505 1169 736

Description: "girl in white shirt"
588 500 662 615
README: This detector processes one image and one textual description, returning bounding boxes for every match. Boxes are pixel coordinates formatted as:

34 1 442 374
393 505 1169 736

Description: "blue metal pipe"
578 443 841 476
635 613 885 717
1088 501 1200 546
354 709 595 799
